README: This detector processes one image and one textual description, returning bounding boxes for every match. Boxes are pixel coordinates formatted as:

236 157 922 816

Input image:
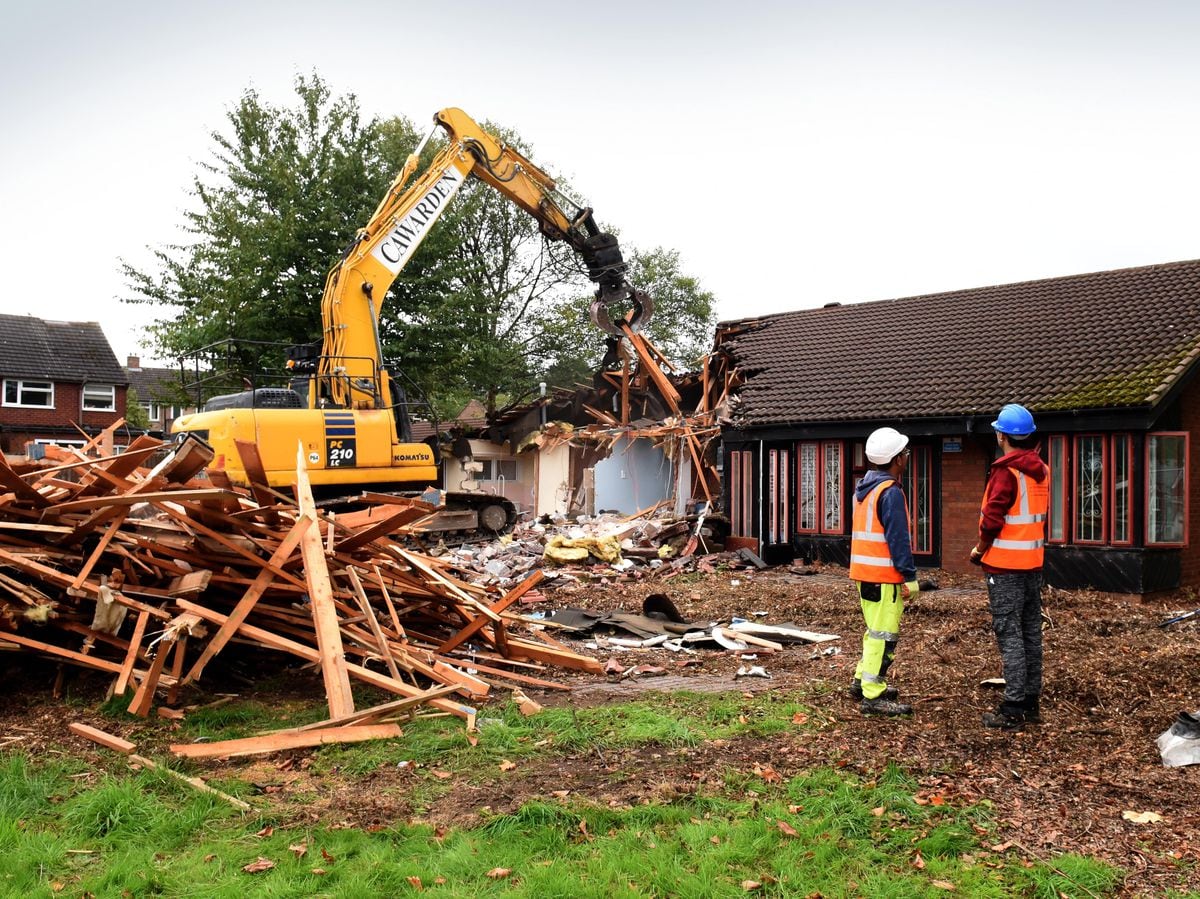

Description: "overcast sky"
3 0 1199 366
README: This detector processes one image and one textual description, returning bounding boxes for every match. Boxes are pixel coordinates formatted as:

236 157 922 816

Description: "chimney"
127 356 141 370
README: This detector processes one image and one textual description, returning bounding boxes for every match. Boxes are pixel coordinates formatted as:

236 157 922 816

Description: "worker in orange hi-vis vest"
970 403 1050 732
849 427 919 717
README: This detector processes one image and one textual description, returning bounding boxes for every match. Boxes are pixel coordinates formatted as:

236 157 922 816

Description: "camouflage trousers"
985 571 1044 704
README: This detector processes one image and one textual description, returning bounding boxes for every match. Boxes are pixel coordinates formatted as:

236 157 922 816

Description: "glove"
969 545 984 566
903 580 920 597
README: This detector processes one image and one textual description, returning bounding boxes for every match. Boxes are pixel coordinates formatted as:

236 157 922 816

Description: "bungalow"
715 259 1200 594
0 315 130 455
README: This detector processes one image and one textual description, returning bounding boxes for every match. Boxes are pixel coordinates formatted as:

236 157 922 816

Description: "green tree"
534 246 718 390
123 389 152 431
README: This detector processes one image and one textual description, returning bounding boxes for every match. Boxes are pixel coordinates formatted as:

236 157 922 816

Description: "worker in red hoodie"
970 403 1049 731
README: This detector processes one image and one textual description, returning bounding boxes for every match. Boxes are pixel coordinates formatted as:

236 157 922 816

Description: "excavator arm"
317 107 649 409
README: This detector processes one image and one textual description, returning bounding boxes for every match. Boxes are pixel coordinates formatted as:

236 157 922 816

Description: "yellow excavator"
171 108 650 533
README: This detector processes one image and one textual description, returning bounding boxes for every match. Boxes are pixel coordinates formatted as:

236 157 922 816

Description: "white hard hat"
865 427 909 464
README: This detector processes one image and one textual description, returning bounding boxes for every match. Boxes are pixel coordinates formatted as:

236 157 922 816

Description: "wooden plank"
0 454 52 507
295 444 355 719
174 599 475 720
345 567 402 682
233 439 281 524
113 609 150 696
69 722 136 754
127 753 251 811
182 516 312 684
169 724 403 760
282 684 462 733
435 570 544 654
127 641 170 717
336 506 433 553
48 488 239 514
501 637 605 673
0 631 123 673
69 509 129 591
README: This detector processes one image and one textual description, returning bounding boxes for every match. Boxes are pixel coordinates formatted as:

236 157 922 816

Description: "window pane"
768 450 778 544
1148 434 1187 544
499 460 517 481
798 444 817 531
1111 436 1131 543
913 448 931 553
3 381 15 404
822 443 842 532
1074 436 1105 542
82 385 115 411
1048 437 1066 541
779 451 789 540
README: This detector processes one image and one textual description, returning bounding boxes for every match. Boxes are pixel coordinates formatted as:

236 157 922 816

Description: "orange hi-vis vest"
980 464 1050 570
850 478 905 584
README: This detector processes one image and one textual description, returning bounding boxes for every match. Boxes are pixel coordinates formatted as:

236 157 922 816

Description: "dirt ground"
5 564 1199 896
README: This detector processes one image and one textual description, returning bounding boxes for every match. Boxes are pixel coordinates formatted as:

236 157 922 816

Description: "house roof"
124 364 183 402
409 399 490 441
0 315 128 384
717 259 1200 428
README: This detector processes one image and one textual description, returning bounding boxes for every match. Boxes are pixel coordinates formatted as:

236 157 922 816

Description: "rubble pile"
436 509 766 589
0 428 601 757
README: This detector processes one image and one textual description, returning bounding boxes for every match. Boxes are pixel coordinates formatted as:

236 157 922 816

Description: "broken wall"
593 437 673 516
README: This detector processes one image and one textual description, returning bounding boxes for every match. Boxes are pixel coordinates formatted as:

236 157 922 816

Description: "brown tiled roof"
124 365 183 401
718 259 1200 428
0 315 128 384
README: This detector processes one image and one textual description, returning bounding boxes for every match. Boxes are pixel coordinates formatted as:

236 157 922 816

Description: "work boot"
861 696 913 716
1021 695 1042 724
982 701 1025 732
848 680 899 701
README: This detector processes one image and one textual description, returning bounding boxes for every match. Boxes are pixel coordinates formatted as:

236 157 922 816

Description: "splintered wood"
0 434 598 750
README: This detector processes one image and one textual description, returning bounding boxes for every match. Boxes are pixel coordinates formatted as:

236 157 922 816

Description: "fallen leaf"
741 881 762 891
552 790 570 799
710 835 721 845
431 769 453 780
203 854 217 863
242 857 275 874
499 760 517 772
434 877 446 885
407 876 423 891
50 883 64 893
466 733 479 747
289 843 307 858
777 820 798 838
433 824 447 842
579 819 590 838
753 763 782 784
310 867 327 876
913 851 926 870
486 867 512 879
931 880 956 891
255 825 274 838
930 794 946 807
1122 810 1163 824
871 806 885 817
791 712 809 725
320 847 336 863
788 804 804 814
990 841 1014 853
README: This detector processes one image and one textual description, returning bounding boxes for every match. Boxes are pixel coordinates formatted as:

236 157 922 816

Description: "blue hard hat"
991 403 1035 436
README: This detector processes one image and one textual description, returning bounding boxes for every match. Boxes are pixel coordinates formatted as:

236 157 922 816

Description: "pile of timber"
0 429 601 752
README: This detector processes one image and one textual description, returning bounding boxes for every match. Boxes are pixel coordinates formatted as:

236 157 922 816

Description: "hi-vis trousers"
853 582 903 700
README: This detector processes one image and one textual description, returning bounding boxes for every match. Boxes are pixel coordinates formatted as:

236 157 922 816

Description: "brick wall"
938 436 993 574
1177 377 1200 588
0 382 127 453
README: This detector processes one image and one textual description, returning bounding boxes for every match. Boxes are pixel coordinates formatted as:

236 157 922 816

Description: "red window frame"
730 451 742 536
1108 434 1134 547
1145 432 1189 548
1045 435 1069 544
900 445 933 554
795 441 845 536
1072 434 1108 545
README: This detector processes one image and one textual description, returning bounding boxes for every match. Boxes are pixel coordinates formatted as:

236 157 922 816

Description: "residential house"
0 315 129 455
123 356 193 434
715 259 1200 594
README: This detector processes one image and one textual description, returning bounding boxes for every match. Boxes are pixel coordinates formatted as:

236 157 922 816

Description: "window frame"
1045 435 1069 544
81 383 116 412
3 379 55 409
901 445 933 554
1145 431 1189 548
1108 433 1134 547
795 440 845 536
1072 433 1108 545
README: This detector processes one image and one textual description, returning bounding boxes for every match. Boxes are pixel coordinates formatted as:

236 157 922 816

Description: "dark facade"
716 260 1200 594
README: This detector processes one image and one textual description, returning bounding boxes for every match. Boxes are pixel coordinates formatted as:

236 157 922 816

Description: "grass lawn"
1 690 1128 898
